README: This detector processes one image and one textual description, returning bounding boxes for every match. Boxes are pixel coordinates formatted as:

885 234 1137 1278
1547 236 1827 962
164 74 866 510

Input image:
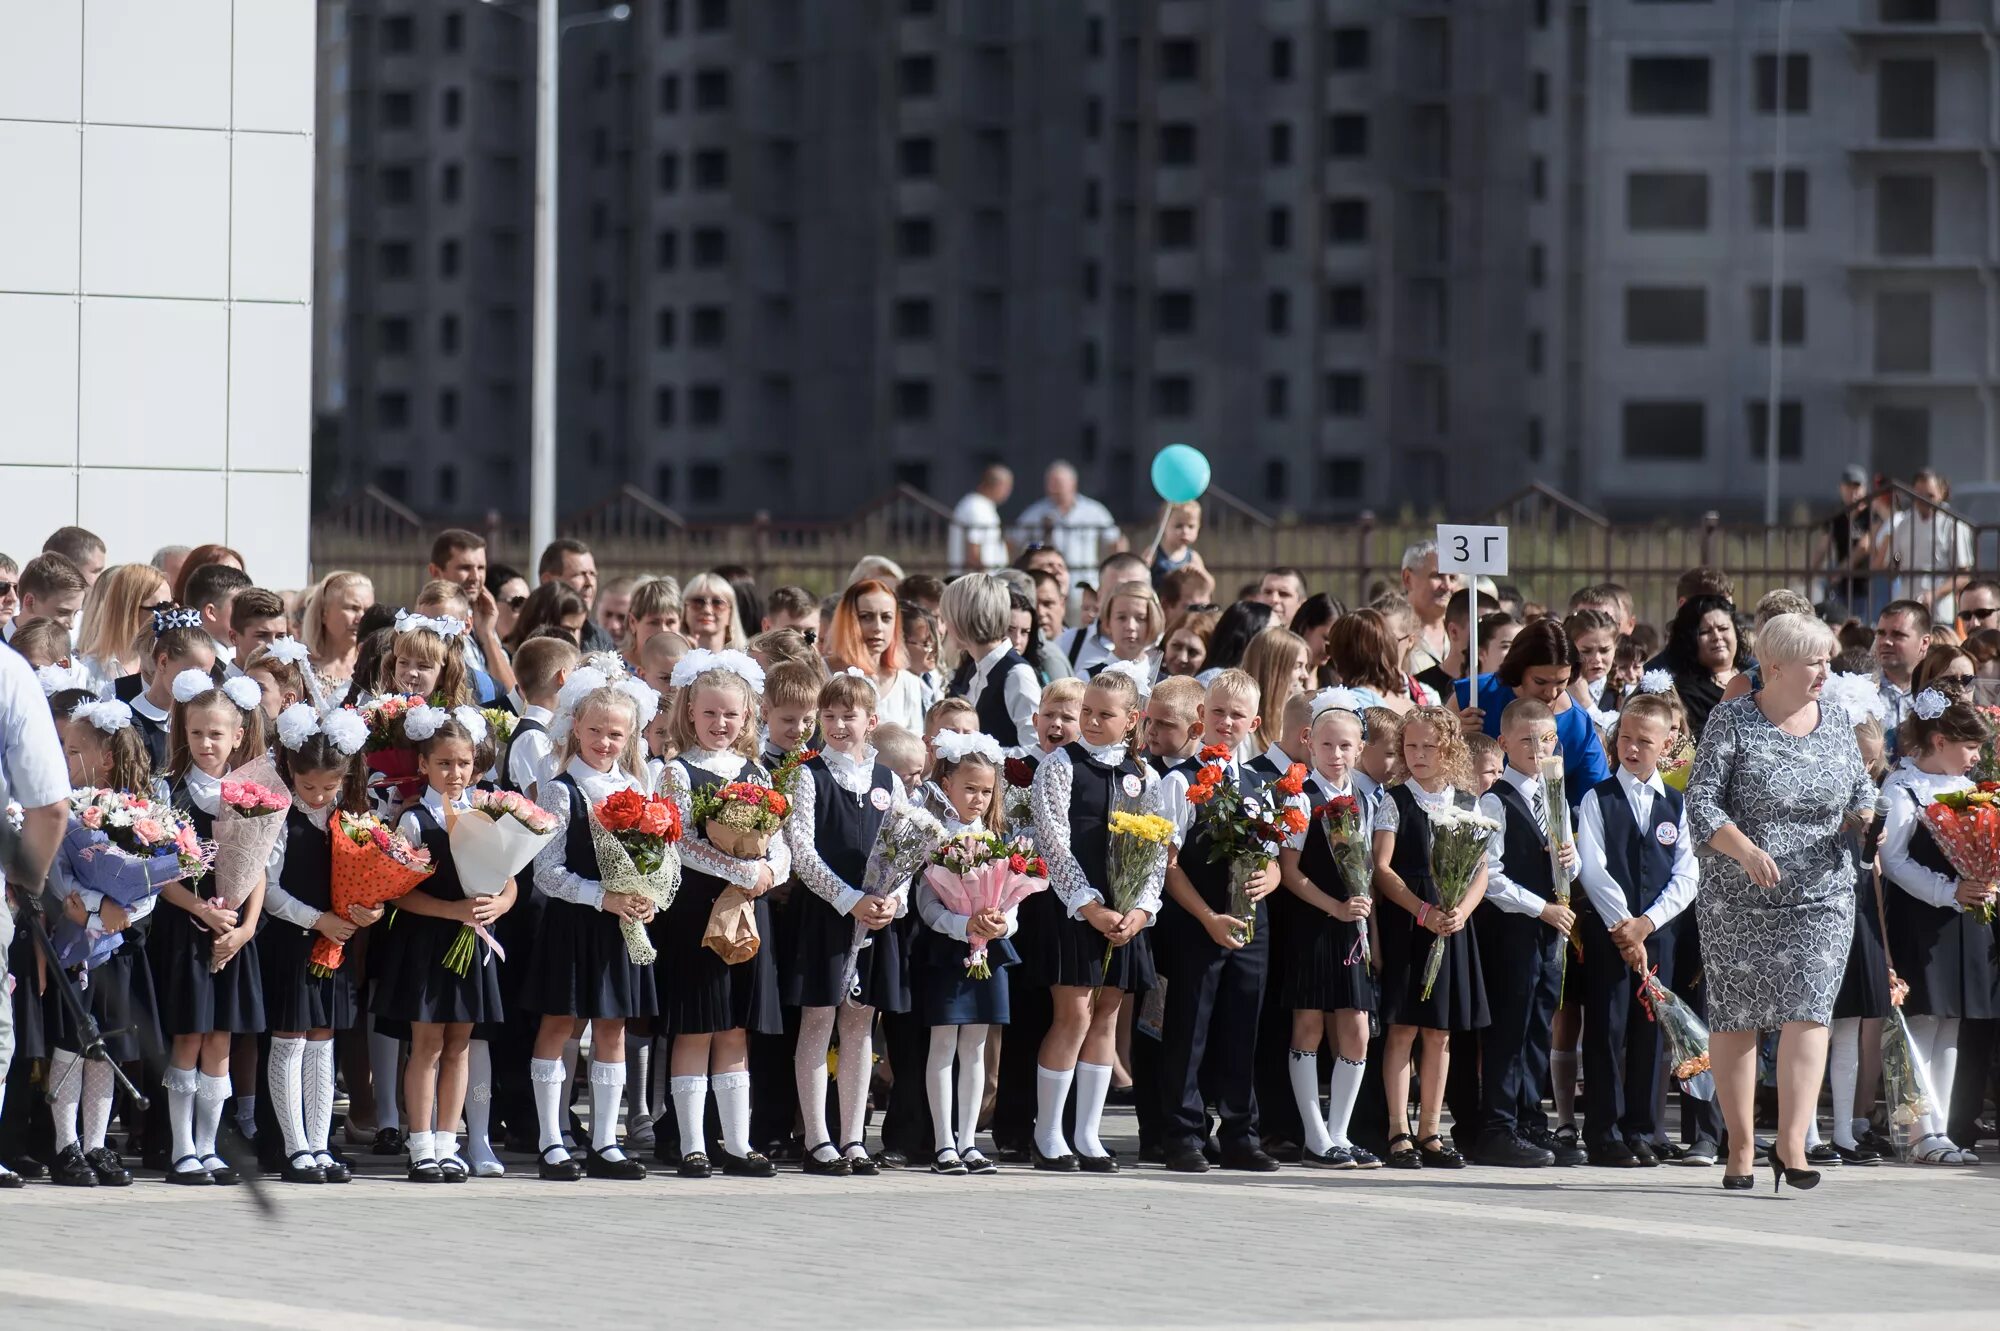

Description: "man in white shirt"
949 465 1013 574
1009 461 1125 575
0 644 87 1187
1880 468 1973 621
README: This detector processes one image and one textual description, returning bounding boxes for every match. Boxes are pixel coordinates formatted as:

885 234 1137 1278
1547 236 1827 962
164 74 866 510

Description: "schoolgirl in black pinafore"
128 693 171 777
1283 774 1377 1015
151 778 266 1037
259 804 359 1033
656 758 783 1035
372 796 505 1025
783 753 910 1013
1020 741 1155 993
1374 784 1488 1032
1833 822 1893 1021
521 769 658 1019
1885 783 2000 1021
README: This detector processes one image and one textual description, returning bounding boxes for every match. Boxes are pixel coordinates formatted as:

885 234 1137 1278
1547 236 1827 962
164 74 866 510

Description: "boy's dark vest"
1587 775 1681 917
1179 760 1276 915
1487 778 1557 900
501 716 547 793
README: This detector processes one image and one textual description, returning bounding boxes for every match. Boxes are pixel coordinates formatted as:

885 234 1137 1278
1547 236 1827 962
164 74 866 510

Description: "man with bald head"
1009 460 1126 573
950 464 1014 573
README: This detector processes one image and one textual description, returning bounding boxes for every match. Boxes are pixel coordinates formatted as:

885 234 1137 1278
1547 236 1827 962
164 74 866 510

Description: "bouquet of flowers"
481 707 518 747
357 695 429 803
1002 756 1038 840
310 812 434 976
53 790 214 968
1538 755 1581 971
1658 731 1695 793
1637 969 1715 1100
1314 794 1372 967
1188 748 1309 944
923 830 1048 979
588 788 683 964
691 779 788 860
1419 800 1499 1000
210 754 292 913
441 788 561 975
1881 1006 1936 1153
1104 806 1175 974
1972 707 2000 783
839 802 947 995
1923 786 2000 924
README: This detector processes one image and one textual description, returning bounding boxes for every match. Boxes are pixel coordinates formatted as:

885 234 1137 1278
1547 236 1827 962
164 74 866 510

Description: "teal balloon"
1150 444 1211 503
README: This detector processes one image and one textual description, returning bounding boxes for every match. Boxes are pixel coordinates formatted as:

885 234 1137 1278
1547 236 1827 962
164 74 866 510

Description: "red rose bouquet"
1924 787 2000 924
587 788 683 964
1190 752 1309 944
309 812 433 976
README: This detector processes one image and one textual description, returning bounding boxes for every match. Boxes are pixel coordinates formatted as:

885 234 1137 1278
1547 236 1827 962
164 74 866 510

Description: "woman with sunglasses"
682 571 747 652
486 564 532 643
74 563 173 695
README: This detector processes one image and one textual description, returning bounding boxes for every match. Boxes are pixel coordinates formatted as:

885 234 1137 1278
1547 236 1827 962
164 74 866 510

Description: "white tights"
796 1003 875 1159
1908 1014 1962 1141
926 1025 989 1156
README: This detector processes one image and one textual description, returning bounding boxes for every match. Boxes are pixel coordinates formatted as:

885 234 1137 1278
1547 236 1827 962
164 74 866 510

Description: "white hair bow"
35 661 91 698
1912 688 1950 721
276 701 322 752
1818 673 1888 725
171 668 217 704
1309 687 1368 720
451 705 490 747
1639 669 1676 696
394 609 466 640
71 699 133 735
1096 658 1153 699
614 678 661 729
222 676 263 713
402 703 449 743
320 708 370 757
262 637 312 668
933 730 1004 766
670 647 767 695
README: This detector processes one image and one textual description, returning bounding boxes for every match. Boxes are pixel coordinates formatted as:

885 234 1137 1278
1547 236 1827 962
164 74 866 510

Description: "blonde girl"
153 670 270 1185
300 570 375 692
1370 705 1489 1170
682 571 747 652
656 650 790 1178
523 676 661 1181
1241 627 1313 750
75 562 172 694
1090 579 1165 681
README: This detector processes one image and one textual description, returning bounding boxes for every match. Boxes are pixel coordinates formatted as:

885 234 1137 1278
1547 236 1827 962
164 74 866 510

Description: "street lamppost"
479 0 631 562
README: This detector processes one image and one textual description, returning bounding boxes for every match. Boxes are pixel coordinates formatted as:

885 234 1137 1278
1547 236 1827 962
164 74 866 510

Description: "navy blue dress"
150 786 266 1036
656 760 783 1035
1282 781 1377 1015
782 756 911 1012
1020 743 1156 993
520 774 659 1020
258 805 360 1032
371 803 505 1025
1374 785 1488 1031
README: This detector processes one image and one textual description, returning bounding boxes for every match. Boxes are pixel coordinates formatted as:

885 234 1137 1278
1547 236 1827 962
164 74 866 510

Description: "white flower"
321 709 370 757
451 705 490 746
1912 688 1950 721
105 807 133 829
1639 669 1675 696
276 701 321 752
934 731 1004 766
403 703 448 743
71 700 133 735
171 668 216 704
262 637 312 667
584 650 630 679
222 676 263 713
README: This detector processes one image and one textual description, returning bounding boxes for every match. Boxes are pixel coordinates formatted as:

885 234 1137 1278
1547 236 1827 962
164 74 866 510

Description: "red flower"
1187 780 1218 807
1281 807 1309 836
1274 763 1308 798
1199 743 1233 762
1196 764 1225 788
1027 857 1048 878
597 788 649 833
1005 757 1036 789
1008 853 1029 873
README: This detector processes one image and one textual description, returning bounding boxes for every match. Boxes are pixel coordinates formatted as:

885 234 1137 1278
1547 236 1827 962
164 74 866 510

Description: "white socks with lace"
268 1035 308 1160
303 1039 336 1166
194 1072 230 1167
795 1007 836 1155
713 1069 753 1157
671 1075 708 1159
465 1039 500 1172
836 1004 874 1156
165 1065 200 1170
1327 1056 1366 1149
531 1057 570 1161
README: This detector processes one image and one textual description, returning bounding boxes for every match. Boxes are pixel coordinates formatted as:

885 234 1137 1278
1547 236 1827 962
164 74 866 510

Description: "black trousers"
1670 916 1724 1146
1129 982 1166 1155
1948 1017 1997 1147
878 1008 931 1156
1252 896 1303 1148
993 979 1049 1151
1578 909 1677 1147
1157 907 1269 1151
1477 914 1564 1142
748 1020 796 1151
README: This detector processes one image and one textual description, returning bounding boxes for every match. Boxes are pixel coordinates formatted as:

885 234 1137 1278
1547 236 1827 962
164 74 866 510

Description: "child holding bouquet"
373 706 514 1182
780 670 910 1176
121 610 219 772
1277 690 1380 1169
261 704 374 1183
656 650 790 1179
913 734 1023 1174
1026 664 1162 1172
42 698 171 1187
524 678 665 1181
1370 705 1490 1170
1879 688 1997 1166
153 670 270 1185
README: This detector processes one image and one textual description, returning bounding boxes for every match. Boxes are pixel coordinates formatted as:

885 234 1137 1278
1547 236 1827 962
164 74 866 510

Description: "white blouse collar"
1616 766 1666 799
184 765 222 815
131 692 169 724
299 799 336 832
1078 737 1129 766
1306 772 1352 801
682 747 749 779
421 786 472 816
565 754 639 797
976 640 1015 673
819 745 877 794
1409 781 1457 808
1896 759 1967 790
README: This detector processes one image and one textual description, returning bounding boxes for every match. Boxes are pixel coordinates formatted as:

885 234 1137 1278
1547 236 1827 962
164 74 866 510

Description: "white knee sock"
671 1075 709 1158
590 1060 628 1160
1828 1018 1861 1148
712 1069 753 1156
795 1007 835 1152
80 1056 115 1153
955 1026 988 1155
926 1026 959 1154
1805 1117 1823 1148
1289 1049 1335 1155
407 1128 435 1164
1328 1056 1366 1148
166 1065 201 1169
48 1049 82 1153
1931 1017 1962 1140
465 1039 498 1168
625 1033 652 1127
267 1036 308 1159
836 1004 875 1154
1073 1061 1113 1159
1551 1046 1579 1128
369 1018 401 1130
194 1071 230 1161
303 1039 335 1159
530 1056 570 1160
1034 1065 1074 1158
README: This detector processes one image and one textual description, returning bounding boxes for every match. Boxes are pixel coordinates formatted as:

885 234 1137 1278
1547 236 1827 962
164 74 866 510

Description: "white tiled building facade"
0 0 315 584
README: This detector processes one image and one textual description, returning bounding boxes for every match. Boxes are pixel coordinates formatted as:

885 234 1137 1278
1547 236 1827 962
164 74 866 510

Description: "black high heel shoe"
1768 1149 1821 1193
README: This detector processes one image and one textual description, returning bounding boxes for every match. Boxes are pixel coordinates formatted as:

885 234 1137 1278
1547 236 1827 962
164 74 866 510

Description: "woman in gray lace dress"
1687 614 1876 1189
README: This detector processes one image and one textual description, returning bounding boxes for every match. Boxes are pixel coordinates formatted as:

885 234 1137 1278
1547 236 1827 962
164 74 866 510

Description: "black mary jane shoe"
51 1145 99 1188
1417 1134 1467 1170
802 1149 852 1177
85 1147 134 1187
1031 1144 1080 1172
718 1148 776 1178
371 1127 406 1156
961 1149 998 1175
1805 1142 1843 1168
439 1156 470 1183
843 1145 880 1177
1076 1152 1120 1174
678 1152 713 1179
1721 1173 1756 1191
407 1156 445 1184
5 1154 47 1182
200 1155 240 1186
1830 1142 1883 1166
931 1150 969 1176
318 1153 353 1184
1384 1133 1424 1170
872 1148 908 1171
280 1151 327 1184
538 1147 583 1182
164 1155 213 1186
585 1150 648 1181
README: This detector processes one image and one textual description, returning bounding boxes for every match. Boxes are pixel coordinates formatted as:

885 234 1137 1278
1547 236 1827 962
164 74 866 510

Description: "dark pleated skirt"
370 909 504 1025
1016 889 1155 993
1280 907 1377 1014
149 900 265 1036
1886 886 2000 1021
783 888 910 1012
1375 906 1487 1031
520 897 658 1020
258 919 360 1033
655 875 781 1035
45 941 162 1064
1832 871 1893 1021
913 927 1016 1026
9 921 47 1061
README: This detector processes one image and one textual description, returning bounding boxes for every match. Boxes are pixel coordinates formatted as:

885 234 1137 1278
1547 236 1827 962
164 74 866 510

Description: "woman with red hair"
824 578 925 732
170 542 247 607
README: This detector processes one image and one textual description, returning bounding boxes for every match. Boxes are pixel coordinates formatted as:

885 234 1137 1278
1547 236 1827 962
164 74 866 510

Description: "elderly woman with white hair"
1686 612 1877 1193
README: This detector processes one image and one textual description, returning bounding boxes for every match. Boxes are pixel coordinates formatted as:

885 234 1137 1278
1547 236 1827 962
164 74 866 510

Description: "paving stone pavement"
3 1109 1997 1329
